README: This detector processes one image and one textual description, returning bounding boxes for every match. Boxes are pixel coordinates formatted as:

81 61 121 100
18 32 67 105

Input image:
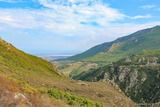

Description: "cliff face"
106 56 160 103
76 51 160 104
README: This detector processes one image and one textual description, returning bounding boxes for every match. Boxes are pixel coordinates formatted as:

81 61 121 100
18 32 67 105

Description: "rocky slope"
75 50 160 105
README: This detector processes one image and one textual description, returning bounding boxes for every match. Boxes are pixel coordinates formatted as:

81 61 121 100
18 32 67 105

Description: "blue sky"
0 0 160 56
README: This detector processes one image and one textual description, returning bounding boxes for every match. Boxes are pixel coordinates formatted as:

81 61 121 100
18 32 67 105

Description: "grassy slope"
85 26 160 63
67 42 113 60
67 26 160 64
0 39 135 107
0 39 61 82
57 61 98 78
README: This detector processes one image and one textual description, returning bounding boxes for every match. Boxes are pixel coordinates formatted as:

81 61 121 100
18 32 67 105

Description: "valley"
0 38 135 107
58 26 160 106
1 0 160 107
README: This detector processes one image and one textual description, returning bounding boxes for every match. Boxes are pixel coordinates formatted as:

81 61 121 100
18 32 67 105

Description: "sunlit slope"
0 39 61 82
67 26 160 63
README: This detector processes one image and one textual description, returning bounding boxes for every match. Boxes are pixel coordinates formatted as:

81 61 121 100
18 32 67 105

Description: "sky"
0 0 160 56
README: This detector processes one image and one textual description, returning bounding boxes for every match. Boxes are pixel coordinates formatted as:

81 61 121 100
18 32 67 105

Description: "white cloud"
141 5 157 9
36 0 125 27
0 9 38 29
130 14 152 19
0 0 159 54
0 0 153 34
0 0 126 34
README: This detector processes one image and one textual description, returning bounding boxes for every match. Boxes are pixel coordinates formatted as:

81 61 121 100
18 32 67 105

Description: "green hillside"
67 25 160 64
0 38 135 107
67 42 113 60
0 38 61 80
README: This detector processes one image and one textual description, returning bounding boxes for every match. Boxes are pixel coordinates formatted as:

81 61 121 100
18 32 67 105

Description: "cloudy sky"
0 0 160 56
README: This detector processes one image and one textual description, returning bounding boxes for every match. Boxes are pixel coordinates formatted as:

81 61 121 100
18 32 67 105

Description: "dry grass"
49 80 135 107
0 75 68 107
0 71 135 107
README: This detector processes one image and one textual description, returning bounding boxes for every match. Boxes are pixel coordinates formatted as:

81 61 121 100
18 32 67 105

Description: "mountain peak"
152 25 160 29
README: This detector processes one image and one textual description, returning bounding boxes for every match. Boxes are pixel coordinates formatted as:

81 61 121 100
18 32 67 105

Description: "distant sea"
39 55 72 61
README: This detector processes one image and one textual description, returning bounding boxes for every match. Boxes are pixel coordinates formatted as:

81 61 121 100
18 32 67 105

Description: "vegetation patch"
48 88 103 107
